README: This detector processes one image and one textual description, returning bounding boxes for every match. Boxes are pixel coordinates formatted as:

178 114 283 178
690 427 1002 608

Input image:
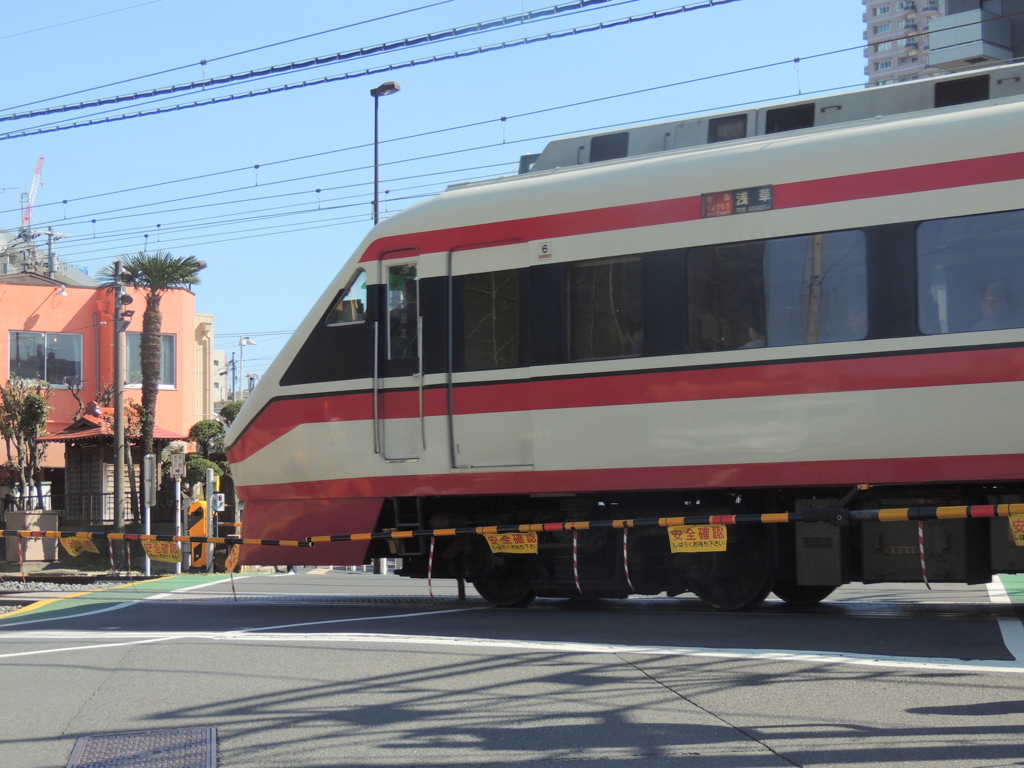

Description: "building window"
568 256 644 361
687 231 867 352
126 333 176 387
8 331 83 386
874 22 892 33
874 4 891 15
875 60 893 70
876 41 893 52
918 209 1024 334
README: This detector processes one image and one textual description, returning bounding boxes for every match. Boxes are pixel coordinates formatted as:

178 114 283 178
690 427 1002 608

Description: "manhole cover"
66 726 216 767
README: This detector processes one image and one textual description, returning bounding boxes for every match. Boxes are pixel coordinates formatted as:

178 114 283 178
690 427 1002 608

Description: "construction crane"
20 156 45 234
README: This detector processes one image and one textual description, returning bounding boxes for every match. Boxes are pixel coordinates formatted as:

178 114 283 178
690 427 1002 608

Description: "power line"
52 162 513 245
0 0 459 112
0 1 165 42
0 0 739 141
0 0 627 123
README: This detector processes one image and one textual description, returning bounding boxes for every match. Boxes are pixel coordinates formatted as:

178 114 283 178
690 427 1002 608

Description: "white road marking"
2 628 1022 675
0 635 170 659
1 577 1021 673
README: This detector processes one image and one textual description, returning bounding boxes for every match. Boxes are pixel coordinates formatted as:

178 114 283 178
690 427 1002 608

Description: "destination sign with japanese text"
702 185 774 218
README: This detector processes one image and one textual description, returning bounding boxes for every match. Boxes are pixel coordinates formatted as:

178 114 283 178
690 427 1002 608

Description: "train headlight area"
2 502 1022 613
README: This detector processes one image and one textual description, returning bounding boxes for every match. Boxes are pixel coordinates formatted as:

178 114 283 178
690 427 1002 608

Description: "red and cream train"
226 63 1024 609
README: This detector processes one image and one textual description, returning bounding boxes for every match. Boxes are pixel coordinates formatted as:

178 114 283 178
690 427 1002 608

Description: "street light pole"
238 336 257 399
370 81 400 225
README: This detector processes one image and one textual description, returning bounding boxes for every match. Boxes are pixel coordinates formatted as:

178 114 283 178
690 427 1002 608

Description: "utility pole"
112 261 134 533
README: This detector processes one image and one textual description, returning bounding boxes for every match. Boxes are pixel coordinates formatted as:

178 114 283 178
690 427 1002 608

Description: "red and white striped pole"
427 536 435 599
573 531 583 595
918 521 931 590
622 528 636 593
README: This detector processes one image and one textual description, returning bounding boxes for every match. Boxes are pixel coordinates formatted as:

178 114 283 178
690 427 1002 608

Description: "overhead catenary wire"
0 0 629 123
0 0 740 141
0 1 644 141
0 0 459 112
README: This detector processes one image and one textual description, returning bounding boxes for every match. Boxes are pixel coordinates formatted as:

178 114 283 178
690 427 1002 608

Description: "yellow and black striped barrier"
305 503 1024 544
3 502 1021 549
0 530 312 547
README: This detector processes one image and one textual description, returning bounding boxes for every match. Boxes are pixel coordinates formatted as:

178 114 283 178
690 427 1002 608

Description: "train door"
448 247 534 469
377 256 423 461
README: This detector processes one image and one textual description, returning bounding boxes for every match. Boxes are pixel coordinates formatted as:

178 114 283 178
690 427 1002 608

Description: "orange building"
1 277 202 481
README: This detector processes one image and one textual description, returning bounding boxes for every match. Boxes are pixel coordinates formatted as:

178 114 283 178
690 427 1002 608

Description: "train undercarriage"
378 486 1024 610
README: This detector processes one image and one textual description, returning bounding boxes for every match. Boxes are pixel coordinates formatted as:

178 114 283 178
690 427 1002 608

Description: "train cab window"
464 270 519 370
388 264 418 359
918 209 1024 335
325 270 367 325
708 114 748 144
687 230 867 352
568 256 643 361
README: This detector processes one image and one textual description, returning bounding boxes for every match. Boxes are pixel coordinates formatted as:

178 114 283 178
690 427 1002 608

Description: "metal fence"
2 494 140 528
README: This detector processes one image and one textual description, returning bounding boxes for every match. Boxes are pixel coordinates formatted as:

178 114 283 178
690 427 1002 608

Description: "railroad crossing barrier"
1 502 1021 575
304 502 1024 544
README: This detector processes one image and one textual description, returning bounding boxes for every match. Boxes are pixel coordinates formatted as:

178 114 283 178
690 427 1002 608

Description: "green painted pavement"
0 574 236 625
999 574 1024 603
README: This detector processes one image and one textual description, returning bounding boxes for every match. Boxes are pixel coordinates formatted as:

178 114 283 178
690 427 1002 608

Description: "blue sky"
1 0 866 380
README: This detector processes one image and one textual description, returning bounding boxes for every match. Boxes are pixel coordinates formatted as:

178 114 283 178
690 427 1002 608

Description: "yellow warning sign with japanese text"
1010 514 1024 547
667 524 728 553
141 540 183 563
59 537 100 557
484 532 538 554
225 544 240 573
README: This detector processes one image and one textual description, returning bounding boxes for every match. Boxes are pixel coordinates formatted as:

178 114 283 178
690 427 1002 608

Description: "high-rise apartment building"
864 0 1024 85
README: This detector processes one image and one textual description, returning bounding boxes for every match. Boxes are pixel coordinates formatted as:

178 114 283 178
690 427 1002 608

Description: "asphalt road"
0 571 1022 768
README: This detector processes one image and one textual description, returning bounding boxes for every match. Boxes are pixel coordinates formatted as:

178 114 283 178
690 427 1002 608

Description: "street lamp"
238 336 257 399
370 81 400 225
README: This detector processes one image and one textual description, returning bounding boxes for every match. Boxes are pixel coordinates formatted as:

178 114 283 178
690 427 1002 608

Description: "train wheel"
472 565 536 608
684 528 774 611
771 581 836 605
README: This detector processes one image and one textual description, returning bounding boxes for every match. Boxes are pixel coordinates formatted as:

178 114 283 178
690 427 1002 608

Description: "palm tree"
99 251 205 457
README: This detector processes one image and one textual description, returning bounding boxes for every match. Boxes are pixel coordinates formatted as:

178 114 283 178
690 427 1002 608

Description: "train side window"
765 103 815 134
687 230 867 352
934 74 989 108
590 132 629 163
918 209 1024 335
708 114 748 144
464 270 519 370
325 270 367 326
568 256 643 361
388 264 418 359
